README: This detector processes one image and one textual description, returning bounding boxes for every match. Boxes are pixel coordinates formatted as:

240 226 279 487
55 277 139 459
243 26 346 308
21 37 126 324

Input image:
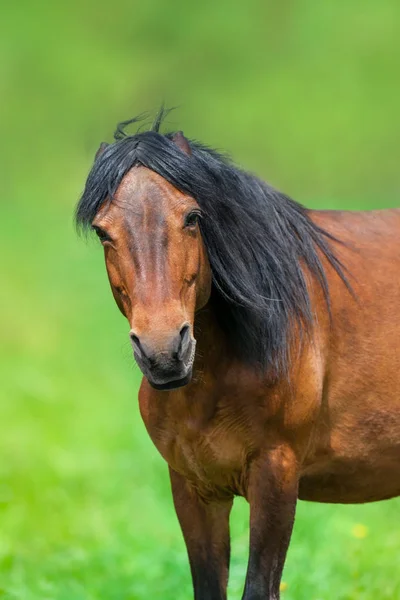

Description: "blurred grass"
1 0 400 598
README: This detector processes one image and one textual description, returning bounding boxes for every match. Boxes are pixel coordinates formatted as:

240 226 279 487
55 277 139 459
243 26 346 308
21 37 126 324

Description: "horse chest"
142 395 248 493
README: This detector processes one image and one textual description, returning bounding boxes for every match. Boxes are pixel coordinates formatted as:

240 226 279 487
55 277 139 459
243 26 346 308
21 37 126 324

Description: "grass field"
1 1 400 598
2 191 400 600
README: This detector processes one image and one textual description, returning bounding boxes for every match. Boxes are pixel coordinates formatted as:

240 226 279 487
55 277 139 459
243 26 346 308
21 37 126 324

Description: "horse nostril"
177 324 191 360
131 327 191 364
130 332 144 358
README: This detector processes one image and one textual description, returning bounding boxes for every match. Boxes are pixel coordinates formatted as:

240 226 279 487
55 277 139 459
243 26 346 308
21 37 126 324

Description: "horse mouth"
149 371 193 391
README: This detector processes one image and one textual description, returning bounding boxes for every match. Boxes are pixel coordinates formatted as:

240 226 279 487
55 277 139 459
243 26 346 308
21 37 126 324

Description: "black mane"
76 111 349 375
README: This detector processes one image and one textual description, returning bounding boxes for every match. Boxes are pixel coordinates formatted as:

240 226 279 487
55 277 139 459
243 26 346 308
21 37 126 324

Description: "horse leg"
242 446 299 600
169 467 233 600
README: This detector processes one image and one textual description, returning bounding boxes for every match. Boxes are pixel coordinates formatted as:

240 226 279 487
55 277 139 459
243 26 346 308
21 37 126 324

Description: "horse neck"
193 301 232 378
192 291 323 395
192 299 265 388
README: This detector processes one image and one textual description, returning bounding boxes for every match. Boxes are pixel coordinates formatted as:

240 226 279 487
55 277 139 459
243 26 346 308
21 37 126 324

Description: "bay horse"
76 112 400 599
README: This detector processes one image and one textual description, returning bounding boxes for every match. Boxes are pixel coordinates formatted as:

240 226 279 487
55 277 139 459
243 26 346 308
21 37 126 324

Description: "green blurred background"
1 1 399 598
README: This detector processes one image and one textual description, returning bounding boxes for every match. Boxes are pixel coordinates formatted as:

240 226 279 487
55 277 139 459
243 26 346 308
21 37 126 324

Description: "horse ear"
172 131 192 156
95 142 109 160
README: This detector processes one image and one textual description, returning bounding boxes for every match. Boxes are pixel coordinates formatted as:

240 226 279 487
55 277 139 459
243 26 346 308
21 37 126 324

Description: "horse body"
139 208 400 508
76 114 400 599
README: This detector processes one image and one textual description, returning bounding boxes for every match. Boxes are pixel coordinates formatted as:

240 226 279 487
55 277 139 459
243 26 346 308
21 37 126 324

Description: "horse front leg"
169 467 233 600
242 446 299 600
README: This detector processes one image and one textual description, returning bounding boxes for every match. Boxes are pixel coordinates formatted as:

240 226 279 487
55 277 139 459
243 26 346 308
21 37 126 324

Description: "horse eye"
115 285 128 298
184 211 201 229
92 225 112 243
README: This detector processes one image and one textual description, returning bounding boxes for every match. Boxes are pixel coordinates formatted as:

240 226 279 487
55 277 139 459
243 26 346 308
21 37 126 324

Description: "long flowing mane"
76 111 350 375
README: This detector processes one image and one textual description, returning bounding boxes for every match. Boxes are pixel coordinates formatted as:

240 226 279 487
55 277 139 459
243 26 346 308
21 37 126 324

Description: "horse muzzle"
130 325 196 391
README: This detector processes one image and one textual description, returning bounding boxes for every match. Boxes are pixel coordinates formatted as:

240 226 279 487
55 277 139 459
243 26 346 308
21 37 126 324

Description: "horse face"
92 166 212 390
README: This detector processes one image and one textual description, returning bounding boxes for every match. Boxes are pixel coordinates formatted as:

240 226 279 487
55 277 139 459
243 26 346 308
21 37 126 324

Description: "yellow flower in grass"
351 523 368 539
280 581 288 592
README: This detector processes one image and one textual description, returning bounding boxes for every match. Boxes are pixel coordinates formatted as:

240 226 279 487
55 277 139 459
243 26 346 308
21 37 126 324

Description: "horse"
76 111 400 599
